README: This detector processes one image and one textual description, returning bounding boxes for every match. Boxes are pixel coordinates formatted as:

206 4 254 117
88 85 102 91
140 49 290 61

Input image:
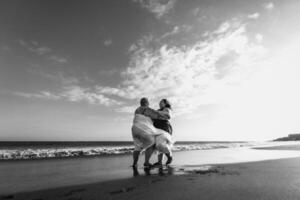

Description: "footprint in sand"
66 198 82 200
110 186 135 195
1 195 14 199
150 179 164 183
187 177 196 181
64 188 86 197
220 171 240 176
194 168 219 174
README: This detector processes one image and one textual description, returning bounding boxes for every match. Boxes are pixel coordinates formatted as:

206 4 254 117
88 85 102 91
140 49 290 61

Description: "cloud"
14 91 61 100
263 2 274 10
19 40 51 55
255 33 264 43
98 69 118 76
104 39 113 46
128 44 138 52
161 26 179 39
128 34 154 52
29 46 51 55
134 0 177 19
15 86 123 106
248 13 260 19
48 55 68 63
23 67 123 106
115 106 137 113
213 22 231 34
60 86 121 106
18 39 68 63
96 86 127 98
191 7 200 17
27 67 79 86
16 18 267 116
96 19 267 115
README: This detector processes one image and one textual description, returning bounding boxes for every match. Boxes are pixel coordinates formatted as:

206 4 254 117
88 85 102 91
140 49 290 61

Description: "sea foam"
0 142 255 160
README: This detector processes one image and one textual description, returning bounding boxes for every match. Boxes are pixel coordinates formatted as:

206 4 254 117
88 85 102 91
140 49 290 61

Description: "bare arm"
143 107 169 120
158 108 171 120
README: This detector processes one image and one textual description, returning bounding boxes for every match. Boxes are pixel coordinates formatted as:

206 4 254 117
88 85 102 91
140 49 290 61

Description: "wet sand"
2 144 300 200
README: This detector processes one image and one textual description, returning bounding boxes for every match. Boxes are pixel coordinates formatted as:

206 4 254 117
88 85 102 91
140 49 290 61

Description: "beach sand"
2 144 300 200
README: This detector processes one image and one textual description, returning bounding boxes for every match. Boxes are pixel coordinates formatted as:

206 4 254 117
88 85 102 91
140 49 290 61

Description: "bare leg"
132 150 140 166
165 153 173 165
132 165 139 177
144 146 155 165
157 153 164 164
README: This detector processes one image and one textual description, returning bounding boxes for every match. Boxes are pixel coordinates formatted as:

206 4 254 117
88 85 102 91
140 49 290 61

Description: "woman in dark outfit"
153 99 173 165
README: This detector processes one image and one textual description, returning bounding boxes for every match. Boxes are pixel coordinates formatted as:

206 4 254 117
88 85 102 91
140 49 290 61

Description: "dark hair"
161 99 172 109
140 97 149 106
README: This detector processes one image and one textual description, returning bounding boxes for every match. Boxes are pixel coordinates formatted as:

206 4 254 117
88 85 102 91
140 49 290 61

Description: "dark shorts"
153 120 172 135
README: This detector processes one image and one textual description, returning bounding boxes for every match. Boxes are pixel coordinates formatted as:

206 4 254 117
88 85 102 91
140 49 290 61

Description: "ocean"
1 141 299 195
0 141 255 160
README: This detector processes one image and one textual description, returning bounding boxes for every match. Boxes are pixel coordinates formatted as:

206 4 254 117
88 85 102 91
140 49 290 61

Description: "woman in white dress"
131 97 173 167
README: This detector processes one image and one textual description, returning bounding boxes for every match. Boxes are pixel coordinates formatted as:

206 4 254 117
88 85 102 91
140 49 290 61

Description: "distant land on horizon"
274 134 300 141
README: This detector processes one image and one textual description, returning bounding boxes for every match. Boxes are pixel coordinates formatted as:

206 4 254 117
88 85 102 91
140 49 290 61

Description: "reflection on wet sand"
132 165 176 177
132 164 225 177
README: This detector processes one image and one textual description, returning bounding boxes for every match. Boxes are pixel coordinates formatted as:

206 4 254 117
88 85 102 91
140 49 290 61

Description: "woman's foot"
153 162 163 166
131 162 138 167
143 162 154 168
132 165 139 176
166 155 173 165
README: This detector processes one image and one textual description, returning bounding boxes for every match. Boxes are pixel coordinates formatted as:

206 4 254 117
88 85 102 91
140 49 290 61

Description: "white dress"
132 114 174 155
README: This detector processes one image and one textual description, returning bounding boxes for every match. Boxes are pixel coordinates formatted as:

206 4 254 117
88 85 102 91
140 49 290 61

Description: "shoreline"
3 155 300 200
1 143 300 199
2 140 299 162
0 141 254 161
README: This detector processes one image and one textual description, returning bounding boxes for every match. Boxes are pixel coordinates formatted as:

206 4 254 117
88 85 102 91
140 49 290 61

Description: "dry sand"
2 145 300 200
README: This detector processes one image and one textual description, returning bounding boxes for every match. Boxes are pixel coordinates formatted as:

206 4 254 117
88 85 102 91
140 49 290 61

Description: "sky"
0 0 300 141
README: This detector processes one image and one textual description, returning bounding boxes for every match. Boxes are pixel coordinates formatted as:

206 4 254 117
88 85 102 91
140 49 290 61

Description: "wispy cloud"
48 55 68 63
115 106 137 113
18 39 68 64
128 34 154 53
134 0 177 19
59 86 122 106
190 7 200 17
96 86 127 98
19 40 51 55
255 33 264 43
161 26 179 39
18 18 267 116
103 39 113 47
22 66 123 106
213 21 231 34
29 46 51 55
263 2 274 10
15 86 123 106
27 67 79 86
98 69 118 76
14 91 61 100
248 13 260 19
96 19 267 115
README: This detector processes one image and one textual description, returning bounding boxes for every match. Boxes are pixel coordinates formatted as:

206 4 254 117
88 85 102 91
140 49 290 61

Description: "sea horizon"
0 140 259 161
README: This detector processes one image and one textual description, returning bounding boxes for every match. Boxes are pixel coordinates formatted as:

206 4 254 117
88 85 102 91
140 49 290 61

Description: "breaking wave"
0 142 255 160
